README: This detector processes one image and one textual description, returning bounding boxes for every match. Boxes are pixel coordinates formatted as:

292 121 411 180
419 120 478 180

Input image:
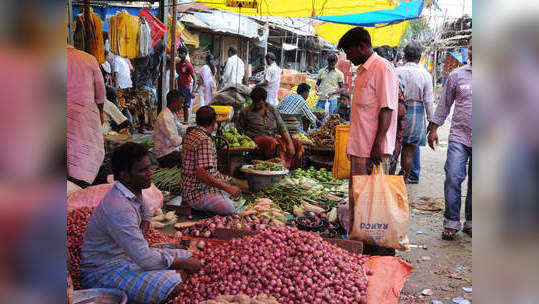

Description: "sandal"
463 227 472 237
405 178 419 184
442 228 458 240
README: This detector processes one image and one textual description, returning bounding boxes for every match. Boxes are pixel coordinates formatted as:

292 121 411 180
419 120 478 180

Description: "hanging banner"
138 8 167 48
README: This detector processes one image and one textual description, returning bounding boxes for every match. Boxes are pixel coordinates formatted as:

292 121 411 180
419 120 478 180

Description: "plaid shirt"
277 94 317 124
181 126 229 206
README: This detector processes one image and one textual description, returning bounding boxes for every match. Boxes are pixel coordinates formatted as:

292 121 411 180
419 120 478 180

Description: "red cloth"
252 136 304 169
175 61 194 89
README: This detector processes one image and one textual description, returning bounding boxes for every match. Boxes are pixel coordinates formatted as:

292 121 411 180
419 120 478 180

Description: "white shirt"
396 62 434 121
264 63 282 107
222 54 245 88
152 107 182 158
102 100 127 134
112 55 132 89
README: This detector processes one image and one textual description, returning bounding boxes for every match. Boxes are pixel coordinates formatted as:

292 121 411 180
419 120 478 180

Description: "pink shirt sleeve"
376 64 398 110
93 58 106 104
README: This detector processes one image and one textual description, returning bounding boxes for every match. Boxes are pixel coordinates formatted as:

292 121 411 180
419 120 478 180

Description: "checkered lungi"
81 249 190 304
403 104 427 146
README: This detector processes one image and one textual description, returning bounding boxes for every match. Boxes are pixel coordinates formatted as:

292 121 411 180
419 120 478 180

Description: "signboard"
225 0 258 9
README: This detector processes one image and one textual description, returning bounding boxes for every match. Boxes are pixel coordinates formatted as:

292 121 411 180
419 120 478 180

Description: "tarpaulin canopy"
313 0 423 26
193 0 398 17
315 21 409 47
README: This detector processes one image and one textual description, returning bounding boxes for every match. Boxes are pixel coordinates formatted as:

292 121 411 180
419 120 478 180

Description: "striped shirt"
277 94 317 124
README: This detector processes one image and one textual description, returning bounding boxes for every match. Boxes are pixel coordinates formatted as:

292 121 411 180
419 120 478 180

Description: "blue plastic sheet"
313 0 424 27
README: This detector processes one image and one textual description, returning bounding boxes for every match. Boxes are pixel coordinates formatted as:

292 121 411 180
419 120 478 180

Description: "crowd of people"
67 25 472 303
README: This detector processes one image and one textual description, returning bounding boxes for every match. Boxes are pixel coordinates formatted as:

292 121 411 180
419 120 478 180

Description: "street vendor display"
153 90 185 168
173 227 370 304
78 143 202 304
238 87 303 169
308 114 345 148
181 106 245 215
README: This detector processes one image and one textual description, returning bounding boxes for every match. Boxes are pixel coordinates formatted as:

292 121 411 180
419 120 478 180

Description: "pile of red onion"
174 226 371 304
176 214 279 238
67 207 180 289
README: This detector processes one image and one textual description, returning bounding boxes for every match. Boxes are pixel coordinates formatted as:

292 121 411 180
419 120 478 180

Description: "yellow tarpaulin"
182 27 199 46
194 0 398 17
315 21 409 47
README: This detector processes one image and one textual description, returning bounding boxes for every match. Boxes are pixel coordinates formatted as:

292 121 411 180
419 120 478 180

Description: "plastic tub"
73 288 127 304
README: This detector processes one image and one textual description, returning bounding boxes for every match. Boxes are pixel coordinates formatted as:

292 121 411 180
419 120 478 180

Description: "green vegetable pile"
249 161 286 172
151 167 182 194
245 183 336 213
138 140 154 149
221 127 256 148
290 166 342 184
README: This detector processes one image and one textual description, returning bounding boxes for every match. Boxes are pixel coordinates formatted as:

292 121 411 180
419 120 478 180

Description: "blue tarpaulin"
72 6 158 32
312 0 424 27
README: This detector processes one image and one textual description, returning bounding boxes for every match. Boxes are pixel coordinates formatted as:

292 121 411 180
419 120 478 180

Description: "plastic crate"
210 105 234 122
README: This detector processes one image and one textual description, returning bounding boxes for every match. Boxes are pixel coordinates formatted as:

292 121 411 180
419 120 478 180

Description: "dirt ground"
397 124 472 304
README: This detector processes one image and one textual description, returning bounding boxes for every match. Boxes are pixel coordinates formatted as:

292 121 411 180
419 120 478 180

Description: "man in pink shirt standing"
337 27 398 249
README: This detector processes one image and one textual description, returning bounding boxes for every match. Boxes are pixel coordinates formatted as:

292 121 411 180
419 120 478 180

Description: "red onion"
173 226 370 304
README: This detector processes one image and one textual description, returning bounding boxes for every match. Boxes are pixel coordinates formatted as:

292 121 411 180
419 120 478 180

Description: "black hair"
374 45 396 61
340 92 351 99
228 45 238 55
403 42 423 62
167 89 185 106
105 85 117 102
297 83 311 95
112 142 149 180
327 54 338 63
250 86 267 103
265 52 276 61
337 27 372 50
206 53 216 75
178 46 188 55
196 106 217 127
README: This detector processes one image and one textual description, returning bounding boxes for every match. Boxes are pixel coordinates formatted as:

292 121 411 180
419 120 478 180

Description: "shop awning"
181 26 199 46
193 11 268 42
193 0 398 17
313 0 423 26
315 21 409 47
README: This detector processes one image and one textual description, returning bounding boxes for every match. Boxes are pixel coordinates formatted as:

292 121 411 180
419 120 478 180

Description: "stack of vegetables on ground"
221 127 256 148
292 133 314 145
151 166 182 194
151 208 178 228
200 294 280 304
308 114 345 148
138 139 154 150
173 226 371 304
174 199 287 238
291 166 342 184
247 161 287 172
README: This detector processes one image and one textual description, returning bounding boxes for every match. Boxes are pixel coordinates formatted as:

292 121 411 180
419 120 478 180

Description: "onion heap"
174 226 371 304
67 207 181 289
200 294 280 304
175 214 282 238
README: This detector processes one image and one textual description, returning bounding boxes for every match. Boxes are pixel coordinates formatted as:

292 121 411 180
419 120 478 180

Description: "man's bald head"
196 106 217 127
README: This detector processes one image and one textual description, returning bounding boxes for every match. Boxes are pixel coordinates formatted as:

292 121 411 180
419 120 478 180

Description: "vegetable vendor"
181 106 244 215
80 143 202 304
277 83 320 134
238 86 304 169
152 90 184 168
